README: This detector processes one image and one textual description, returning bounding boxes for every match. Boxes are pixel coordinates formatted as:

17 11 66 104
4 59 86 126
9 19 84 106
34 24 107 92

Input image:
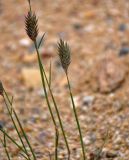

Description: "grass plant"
0 0 110 160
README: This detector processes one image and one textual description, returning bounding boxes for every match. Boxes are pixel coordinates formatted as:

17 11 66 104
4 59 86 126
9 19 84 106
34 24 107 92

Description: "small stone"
82 96 95 106
105 151 118 158
83 137 91 145
84 24 95 33
119 47 129 56
84 10 97 19
118 24 127 32
73 23 82 30
21 68 42 89
93 55 126 93
113 100 123 111
22 54 37 63
37 89 45 97
19 38 30 47
0 121 4 130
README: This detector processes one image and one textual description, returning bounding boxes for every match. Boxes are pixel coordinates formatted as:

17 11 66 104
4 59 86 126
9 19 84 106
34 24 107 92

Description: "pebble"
22 53 37 63
73 23 82 30
37 89 45 97
118 23 127 32
0 120 4 130
19 38 30 47
83 10 97 19
119 47 129 57
94 55 126 93
105 151 118 158
21 68 42 89
82 95 95 107
84 24 95 33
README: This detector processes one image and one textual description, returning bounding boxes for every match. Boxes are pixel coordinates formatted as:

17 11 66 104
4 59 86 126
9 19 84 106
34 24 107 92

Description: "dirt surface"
0 0 129 159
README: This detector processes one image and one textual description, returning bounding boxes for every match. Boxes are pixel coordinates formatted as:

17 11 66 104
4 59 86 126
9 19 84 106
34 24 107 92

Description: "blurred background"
1 0 129 159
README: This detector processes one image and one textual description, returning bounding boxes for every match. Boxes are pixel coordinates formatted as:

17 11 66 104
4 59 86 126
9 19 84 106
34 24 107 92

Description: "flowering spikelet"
58 39 71 73
25 11 38 41
0 81 3 96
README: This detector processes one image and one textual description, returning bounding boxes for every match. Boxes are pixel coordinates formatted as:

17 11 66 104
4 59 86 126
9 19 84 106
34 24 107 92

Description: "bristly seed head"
58 39 71 73
25 11 38 41
0 81 3 96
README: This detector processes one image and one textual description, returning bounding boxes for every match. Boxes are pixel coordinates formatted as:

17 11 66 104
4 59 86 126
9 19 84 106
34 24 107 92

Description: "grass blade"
0 135 11 160
55 127 59 160
3 90 31 160
49 60 52 87
66 73 86 160
38 33 46 49
34 41 70 159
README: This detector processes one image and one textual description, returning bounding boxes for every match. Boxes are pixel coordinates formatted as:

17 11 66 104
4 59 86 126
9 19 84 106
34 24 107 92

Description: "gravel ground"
0 0 129 159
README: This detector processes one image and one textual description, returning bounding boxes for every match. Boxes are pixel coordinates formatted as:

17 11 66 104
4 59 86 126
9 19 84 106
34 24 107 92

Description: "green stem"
55 127 59 160
0 129 29 160
3 92 31 160
1 136 11 160
34 41 70 159
34 41 57 128
4 90 36 160
66 73 86 160
42 69 71 158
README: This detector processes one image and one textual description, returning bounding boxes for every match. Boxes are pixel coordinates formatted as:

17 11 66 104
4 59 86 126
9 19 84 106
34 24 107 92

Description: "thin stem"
0 129 26 154
42 68 71 159
1 136 11 160
0 129 29 160
3 90 36 160
49 60 52 88
55 127 59 160
38 33 46 49
66 73 86 160
34 41 57 128
95 128 109 160
34 41 70 159
3 92 31 160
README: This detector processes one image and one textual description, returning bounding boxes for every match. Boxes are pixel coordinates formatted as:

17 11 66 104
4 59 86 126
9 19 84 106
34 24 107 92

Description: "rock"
84 24 95 33
119 47 129 57
93 55 126 93
73 23 82 30
37 89 45 97
82 96 95 106
0 120 4 130
21 68 42 89
118 24 127 32
83 10 97 19
19 38 30 47
22 53 37 63
108 9 120 17
105 151 118 158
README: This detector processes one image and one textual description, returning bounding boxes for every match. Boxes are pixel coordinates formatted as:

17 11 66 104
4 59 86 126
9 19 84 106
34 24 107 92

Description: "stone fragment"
19 38 30 47
119 47 129 57
21 68 42 89
118 23 127 32
22 53 37 63
84 10 97 19
82 96 95 106
105 151 118 158
0 120 4 129
93 55 126 93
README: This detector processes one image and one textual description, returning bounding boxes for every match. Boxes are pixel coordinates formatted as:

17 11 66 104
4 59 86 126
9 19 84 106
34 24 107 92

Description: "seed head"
0 81 3 96
58 39 71 73
25 11 38 41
